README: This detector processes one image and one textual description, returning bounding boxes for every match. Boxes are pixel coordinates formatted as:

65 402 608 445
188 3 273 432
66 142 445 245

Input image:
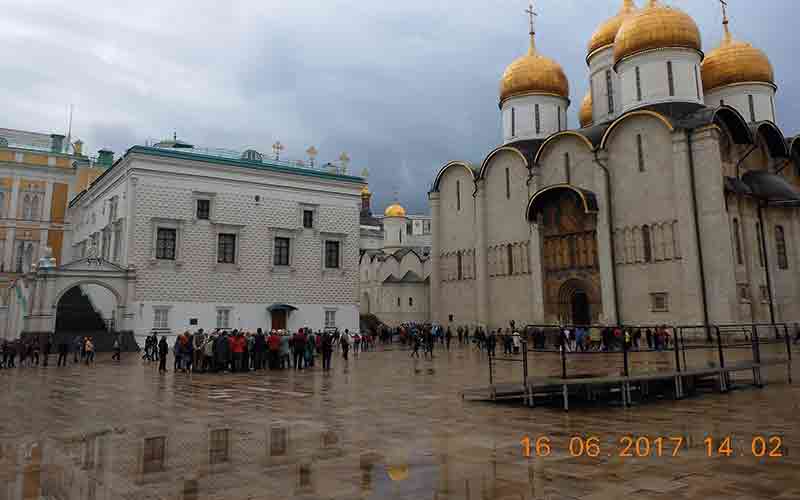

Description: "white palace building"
4 139 365 342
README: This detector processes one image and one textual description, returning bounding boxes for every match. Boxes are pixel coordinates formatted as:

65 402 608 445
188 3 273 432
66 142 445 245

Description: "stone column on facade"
593 150 618 325
39 181 53 260
429 192 441 325
528 224 545 322
671 132 707 325
690 127 738 323
3 176 20 271
474 179 490 329
124 177 138 267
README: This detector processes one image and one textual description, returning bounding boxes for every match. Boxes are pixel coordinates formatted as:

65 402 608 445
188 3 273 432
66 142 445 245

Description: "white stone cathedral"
429 0 800 330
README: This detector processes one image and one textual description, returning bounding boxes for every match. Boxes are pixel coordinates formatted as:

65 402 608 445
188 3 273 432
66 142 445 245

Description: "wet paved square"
0 344 798 500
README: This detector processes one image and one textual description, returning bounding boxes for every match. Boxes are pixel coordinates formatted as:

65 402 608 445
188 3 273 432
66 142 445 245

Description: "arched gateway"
14 258 136 349
527 184 602 325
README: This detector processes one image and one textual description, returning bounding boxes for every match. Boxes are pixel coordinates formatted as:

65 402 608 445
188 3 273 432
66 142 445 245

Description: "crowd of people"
141 328 381 374
0 335 103 368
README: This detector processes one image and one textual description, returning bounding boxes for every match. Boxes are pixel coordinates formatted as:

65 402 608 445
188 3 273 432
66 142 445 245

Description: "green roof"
129 145 365 184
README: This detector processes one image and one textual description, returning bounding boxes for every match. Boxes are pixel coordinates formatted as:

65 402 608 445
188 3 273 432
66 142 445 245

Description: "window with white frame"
156 228 177 260
196 199 211 220
216 308 231 329
324 310 336 328
274 237 290 266
217 234 236 264
324 240 341 269
153 307 170 330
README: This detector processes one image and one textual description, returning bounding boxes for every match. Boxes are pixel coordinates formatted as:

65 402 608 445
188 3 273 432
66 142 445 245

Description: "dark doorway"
271 310 287 331
571 291 591 326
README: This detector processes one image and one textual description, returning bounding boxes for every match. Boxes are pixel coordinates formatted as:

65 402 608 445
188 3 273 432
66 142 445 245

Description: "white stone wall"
705 82 777 123
502 94 570 143
617 49 704 113
70 151 362 337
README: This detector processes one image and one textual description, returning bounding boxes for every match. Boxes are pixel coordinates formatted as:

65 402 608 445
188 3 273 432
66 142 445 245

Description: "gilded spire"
525 2 538 54
720 0 732 43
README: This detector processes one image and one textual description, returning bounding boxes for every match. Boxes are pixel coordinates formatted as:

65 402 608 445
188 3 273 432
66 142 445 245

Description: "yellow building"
0 127 109 304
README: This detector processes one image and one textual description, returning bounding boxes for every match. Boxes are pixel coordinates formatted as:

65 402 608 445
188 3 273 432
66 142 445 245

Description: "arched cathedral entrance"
528 185 602 325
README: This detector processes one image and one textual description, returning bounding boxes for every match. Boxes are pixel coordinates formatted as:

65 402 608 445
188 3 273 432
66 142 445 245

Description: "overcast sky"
1 0 798 214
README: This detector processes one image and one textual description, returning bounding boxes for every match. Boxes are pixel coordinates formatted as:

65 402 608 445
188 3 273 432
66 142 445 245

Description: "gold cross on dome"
719 0 729 25
525 2 537 35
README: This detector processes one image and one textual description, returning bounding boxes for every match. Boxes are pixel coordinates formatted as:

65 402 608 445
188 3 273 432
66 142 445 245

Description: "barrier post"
623 339 630 377
522 339 528 385
785 330 793 384
488 350 494 386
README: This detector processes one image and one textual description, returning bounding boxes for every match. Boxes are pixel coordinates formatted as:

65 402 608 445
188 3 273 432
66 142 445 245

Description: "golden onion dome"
701 23 774 92
500 34 569 103
613 0 702 65
579 92 593 128
384 202 406 218
588 0 638 58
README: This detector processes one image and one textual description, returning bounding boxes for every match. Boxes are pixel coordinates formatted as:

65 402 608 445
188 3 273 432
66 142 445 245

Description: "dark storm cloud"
1 0 798 214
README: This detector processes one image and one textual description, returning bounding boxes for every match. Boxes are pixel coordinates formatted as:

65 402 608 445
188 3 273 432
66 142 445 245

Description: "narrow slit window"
636 134 645 172
564 153 571 184
606 70 614 113
748 95 756 122
535 104 541 134
457 251 463 280
776 225 788 269
455 180 461 211
666 61 675 96
505 167 510 199
557 106 562 131
733 218 743 265
507 245 514 275
511 107 516 137
635 67 642 102
642 226 652 263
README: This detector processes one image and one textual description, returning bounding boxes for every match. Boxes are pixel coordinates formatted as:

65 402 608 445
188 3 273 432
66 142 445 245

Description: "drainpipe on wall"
685 130 711 328
592 151 620 326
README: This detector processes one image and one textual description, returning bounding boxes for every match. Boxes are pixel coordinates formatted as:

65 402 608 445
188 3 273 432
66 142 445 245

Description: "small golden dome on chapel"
384 203 407 218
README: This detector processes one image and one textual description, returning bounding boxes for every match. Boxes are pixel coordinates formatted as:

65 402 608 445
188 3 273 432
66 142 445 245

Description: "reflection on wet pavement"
0 345 798 499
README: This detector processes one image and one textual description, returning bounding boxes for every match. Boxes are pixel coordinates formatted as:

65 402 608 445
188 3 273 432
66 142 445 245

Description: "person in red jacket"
228 330 246 372
267 330 281 370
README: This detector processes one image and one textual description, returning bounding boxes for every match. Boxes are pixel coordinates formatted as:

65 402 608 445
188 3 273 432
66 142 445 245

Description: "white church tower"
499 3 570 144
586 0 638 125
701 5 777 123
613 0 704 113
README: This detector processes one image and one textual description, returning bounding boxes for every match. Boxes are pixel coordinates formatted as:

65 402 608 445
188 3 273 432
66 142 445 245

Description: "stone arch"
599 110 674 150
431 160 476 192
53 279 123 311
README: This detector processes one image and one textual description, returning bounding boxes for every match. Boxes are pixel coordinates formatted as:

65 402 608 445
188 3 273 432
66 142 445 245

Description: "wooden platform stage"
462 359 791 411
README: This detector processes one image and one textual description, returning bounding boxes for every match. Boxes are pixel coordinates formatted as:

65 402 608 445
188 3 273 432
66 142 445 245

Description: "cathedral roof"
741 170 800 204
614 0 702 66
500 32 569 103
587 0 638 60
701 22 775 93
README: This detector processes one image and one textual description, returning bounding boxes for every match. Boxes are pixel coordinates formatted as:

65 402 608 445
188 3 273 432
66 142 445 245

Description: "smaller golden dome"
588 0 637 58
500 35 569 103
614 0 701 65
579 92 593 128
384 203 406 218
701 25 774 92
